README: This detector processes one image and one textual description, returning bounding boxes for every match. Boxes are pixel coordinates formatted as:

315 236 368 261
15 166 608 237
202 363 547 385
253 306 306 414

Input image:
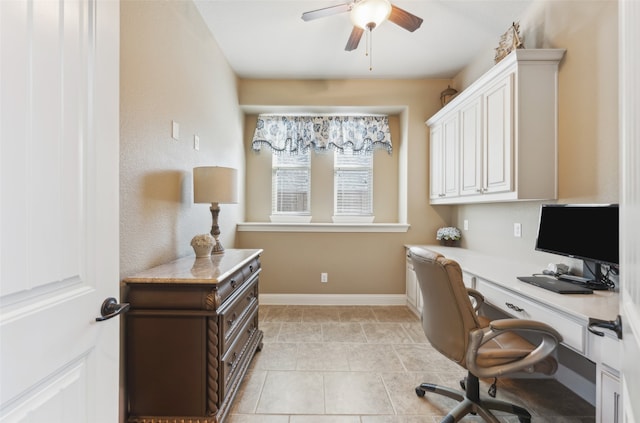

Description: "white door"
0 0 120 421
619 1 640 422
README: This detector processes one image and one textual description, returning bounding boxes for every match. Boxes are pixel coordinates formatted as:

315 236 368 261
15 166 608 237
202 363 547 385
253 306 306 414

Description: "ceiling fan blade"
388 4 423 32
301 3 352 21
345 26 364 51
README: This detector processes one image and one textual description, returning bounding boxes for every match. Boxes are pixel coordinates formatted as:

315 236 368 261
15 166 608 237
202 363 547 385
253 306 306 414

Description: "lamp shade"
193 166 238 204
350 0 392 29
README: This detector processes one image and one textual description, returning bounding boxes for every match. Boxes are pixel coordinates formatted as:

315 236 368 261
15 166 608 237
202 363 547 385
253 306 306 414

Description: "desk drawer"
476 278 586 354
220 274 259 354
221 306 259 398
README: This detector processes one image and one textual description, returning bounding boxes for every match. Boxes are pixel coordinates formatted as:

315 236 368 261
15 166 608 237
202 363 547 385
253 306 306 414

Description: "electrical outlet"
194 135 200 151
514 223 522 238
463 219 469 230
321 273 328 283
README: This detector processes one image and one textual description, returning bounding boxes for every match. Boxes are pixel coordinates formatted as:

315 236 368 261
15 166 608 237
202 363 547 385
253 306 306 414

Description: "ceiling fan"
301 0 423 52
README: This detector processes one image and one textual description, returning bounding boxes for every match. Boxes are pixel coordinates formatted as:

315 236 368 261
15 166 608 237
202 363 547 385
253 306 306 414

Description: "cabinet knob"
227 352 238 367
230 279 237 289
249 265 254 272
228 312 237 326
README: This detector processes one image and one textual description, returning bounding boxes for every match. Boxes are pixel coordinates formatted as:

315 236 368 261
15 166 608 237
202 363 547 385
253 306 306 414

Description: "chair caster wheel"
415 387 426 397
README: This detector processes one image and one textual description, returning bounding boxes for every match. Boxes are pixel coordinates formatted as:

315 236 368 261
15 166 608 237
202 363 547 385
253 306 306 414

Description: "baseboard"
258 293 407 306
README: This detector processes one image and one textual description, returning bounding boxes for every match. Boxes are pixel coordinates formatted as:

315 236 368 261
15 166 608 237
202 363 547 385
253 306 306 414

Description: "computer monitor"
535 204 619 283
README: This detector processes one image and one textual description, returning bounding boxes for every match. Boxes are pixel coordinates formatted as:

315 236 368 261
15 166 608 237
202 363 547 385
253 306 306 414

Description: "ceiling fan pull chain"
369 34 373 71
367 25 373 71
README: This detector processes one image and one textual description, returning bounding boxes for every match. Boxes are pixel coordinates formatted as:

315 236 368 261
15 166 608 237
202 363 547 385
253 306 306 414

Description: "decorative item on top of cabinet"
495 22 524 63
440 85 458 107
426 48 565 205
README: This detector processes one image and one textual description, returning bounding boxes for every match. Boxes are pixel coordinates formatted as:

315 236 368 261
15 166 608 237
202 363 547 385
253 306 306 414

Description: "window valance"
251 115 392 155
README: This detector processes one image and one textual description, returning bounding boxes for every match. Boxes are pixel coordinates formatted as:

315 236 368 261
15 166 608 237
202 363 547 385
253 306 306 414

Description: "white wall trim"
237 223 410 233
259 293 408 306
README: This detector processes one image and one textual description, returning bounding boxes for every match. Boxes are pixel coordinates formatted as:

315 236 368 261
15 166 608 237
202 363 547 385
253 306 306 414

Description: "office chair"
408 247 562 423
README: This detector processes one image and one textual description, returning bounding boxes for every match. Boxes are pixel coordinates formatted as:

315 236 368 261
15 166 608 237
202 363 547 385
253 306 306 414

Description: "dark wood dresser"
122 249 263 423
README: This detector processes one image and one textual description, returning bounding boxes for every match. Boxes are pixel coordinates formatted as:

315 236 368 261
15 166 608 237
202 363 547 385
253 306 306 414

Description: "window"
252 114 393 224
334 149 373 218
271 152 311 218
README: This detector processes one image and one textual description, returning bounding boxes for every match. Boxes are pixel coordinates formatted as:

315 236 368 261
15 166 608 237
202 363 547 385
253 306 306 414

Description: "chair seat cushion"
477 331 558 375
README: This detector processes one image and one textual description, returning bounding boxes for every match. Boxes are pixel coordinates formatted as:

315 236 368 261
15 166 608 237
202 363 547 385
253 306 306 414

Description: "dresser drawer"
476 278 586 354
221 307 259 398
220 274 259 354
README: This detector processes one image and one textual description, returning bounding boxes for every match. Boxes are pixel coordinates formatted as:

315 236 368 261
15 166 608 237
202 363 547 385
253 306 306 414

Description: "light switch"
463 219 469 230
172 120 179 140
194 135 200 151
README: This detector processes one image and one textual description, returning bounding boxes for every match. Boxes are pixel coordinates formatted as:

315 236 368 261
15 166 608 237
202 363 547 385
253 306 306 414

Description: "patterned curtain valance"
251 115 392 155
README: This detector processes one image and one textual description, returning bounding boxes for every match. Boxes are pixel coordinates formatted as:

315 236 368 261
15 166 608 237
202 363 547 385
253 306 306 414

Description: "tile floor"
228 305 595 423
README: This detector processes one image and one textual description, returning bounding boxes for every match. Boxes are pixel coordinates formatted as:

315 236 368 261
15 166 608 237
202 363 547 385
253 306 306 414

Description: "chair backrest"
409 247 482 367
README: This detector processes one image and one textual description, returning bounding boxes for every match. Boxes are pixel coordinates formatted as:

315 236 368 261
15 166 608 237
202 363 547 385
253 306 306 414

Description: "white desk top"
407 245 619 322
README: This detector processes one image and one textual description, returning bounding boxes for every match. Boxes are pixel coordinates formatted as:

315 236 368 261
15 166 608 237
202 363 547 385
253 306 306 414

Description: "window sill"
236 222 410 233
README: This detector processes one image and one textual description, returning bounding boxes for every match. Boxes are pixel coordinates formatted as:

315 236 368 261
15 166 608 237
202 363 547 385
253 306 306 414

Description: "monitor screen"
535 204 619 267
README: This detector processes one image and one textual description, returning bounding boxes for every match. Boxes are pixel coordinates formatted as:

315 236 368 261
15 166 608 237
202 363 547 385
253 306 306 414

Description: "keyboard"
517 276 593 294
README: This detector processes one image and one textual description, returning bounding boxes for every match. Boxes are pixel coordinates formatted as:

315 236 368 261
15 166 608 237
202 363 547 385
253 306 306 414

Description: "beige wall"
119 0 245 278
451 0 618 273
237 79 454 295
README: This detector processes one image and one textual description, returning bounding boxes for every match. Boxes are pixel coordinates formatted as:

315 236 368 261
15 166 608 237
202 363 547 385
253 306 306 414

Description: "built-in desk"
405 245 621 423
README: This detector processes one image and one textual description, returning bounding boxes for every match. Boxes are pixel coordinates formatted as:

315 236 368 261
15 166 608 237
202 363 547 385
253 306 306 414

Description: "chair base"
415 372 531 423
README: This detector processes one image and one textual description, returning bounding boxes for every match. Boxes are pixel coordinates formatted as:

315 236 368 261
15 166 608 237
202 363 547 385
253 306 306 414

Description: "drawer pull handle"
227 352 238 367
505 302 524 312
228 312 237 326
249 265 254 272
230 279 237 289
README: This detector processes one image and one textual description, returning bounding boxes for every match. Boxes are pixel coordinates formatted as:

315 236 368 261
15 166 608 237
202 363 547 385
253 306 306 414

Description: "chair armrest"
466 318 562 378
466 288 484 312
490 319 563 341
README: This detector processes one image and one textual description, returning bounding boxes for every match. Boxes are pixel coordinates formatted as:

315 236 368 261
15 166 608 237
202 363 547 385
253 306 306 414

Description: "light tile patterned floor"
228 305 595 423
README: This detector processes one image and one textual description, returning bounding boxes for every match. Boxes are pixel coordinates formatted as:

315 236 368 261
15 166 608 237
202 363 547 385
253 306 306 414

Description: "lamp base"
210 203 225 254
212 238 225 254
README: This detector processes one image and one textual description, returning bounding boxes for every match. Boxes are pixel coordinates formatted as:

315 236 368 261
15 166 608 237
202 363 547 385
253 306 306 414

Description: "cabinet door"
483 73 514 194
406 257 417 310
459 96 483 196
442 113 459 198
429 125 443 200
598 369 621 423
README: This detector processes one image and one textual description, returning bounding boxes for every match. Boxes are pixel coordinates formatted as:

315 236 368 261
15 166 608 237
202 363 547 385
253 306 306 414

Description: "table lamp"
193 166 238 254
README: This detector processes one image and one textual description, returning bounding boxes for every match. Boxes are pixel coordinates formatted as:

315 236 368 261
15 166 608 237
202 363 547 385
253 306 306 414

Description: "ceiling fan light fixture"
350 0 392 30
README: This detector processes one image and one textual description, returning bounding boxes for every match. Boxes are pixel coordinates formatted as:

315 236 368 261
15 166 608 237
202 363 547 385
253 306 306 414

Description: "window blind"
272 152 310 214
334 150 373 215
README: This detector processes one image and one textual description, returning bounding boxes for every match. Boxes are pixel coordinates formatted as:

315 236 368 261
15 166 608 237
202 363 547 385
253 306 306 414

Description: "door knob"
588 315 622 339
96 297 130 322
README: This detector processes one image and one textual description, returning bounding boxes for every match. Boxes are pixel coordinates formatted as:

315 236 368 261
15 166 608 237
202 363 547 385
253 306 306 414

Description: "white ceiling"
193 0 535 80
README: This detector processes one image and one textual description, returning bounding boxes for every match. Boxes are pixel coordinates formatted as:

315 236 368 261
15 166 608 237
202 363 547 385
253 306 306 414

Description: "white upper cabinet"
426 49 566 204
430 112 459 200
